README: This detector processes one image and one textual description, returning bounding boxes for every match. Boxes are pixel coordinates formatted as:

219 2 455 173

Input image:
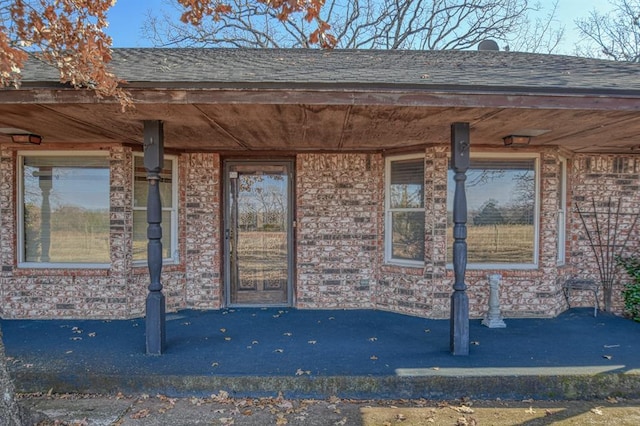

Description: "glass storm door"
224 161 293 306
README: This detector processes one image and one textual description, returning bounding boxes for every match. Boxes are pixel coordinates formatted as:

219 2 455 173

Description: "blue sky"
106 0 615 51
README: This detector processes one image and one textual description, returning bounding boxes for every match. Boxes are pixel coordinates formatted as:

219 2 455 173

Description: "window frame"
132 153 179 265
447 152 540 270
384 153 425 267
17 151 111 269
557 157 567 265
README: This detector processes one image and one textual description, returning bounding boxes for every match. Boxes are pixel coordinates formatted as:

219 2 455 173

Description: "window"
385 155 425 265
133 155 178 263
557 158 567 265
19 153 110 266
447 154 538 268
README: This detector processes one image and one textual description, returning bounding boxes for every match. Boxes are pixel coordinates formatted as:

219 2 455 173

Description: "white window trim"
132 153 179 265
384 153 425 267
447 151 540 270
17 151 111 269
557 157 567 265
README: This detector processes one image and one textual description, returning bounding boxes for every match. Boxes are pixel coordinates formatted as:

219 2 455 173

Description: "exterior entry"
223 161 294 306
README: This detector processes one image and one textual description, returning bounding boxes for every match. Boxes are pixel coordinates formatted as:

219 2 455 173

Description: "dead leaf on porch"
452 405 474 414
211 362 219 367
604 344 620 348
88 332 96 337
368 337 377 342
72 327 82 334
328 317 335 320
220 328 227 333
283 332 292 336
591 407 604 415
252 340 259 345
220 417 235 425
606 396 620 404
603 355 613 360
181 321 191 326
471 341 480 345
432 367 440 371
295 368 311 376
307 340 317 344
224 337 232 341
70 337 82 341
370 355 378 360
275 349 284 353
424 329 431 333
525 407 536 414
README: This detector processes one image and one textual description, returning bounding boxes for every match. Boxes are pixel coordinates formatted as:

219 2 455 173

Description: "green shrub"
615 256 640 322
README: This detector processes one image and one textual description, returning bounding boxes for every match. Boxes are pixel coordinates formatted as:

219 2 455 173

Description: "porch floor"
3 307 640 400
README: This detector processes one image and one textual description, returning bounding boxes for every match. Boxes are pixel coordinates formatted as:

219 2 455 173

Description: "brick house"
1 48 639 320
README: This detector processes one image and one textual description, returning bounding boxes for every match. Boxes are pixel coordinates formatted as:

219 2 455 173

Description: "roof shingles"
17 48 640 93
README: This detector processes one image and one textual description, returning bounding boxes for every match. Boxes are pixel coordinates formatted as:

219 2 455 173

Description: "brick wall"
570 154 640 314
183 153 222 309
296 153 381 309
2 146 637 320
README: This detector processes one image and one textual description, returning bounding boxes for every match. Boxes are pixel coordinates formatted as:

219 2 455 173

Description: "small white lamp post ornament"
482 274 506 328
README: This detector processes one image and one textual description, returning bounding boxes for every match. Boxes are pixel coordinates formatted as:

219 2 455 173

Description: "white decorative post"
482 274 506 328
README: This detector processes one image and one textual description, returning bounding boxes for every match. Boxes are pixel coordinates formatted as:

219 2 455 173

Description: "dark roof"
18 48 640 94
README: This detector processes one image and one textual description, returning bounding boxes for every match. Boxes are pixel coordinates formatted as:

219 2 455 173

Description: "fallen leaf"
181 322 191 326
88 332 96 337
275 349 284 353
130 409 150 419
224 337 232 341
334 418 347 425
70 337 82 341
396 413 407 421
211 362 219 367
424 329 431 333
432 367 440 371
452 405 474 414
283 332 292 336
220 328 227 333
370 355 378 360
368 337 377 342
471 341 480 345
252 340 259 345
525 407 536 414
603 355 613 360
606 396 620 404
591 407 603 415
295 369 311 376
604 344 620 348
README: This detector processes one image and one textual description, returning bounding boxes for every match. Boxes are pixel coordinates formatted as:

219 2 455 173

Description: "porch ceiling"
0 100 639 153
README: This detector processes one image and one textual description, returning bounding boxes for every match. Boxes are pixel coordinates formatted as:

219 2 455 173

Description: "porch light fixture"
11 133 42 145
502 135 531 147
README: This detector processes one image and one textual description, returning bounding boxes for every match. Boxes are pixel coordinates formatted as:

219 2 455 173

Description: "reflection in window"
133 156 177 262
22 156 110 264
447 158 537 265
386 156 425 263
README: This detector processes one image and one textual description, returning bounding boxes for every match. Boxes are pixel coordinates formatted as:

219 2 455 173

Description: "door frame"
222 159 295 307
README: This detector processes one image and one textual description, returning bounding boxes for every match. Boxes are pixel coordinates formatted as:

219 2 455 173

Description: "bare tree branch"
144 0 565 52
575 0 640 62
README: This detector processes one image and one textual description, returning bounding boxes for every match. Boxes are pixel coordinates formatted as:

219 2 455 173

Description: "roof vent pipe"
477 40 500 51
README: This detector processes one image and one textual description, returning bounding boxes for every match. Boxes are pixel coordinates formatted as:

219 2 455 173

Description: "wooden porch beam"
3 88 640 111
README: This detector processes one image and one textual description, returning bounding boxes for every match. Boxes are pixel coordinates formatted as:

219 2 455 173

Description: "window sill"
446 263 538 270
